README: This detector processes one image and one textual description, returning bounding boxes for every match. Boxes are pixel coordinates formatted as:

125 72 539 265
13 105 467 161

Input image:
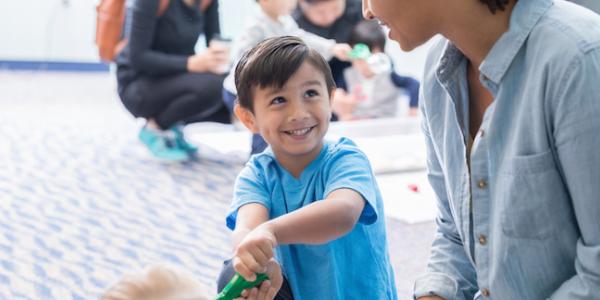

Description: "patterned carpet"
0 71 434 299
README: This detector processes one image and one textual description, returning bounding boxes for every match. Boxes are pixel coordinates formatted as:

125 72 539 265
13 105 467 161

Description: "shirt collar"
480 0 554 84
436 0 554 86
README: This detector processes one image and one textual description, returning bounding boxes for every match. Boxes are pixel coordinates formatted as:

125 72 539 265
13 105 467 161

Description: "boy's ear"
234 103 260 133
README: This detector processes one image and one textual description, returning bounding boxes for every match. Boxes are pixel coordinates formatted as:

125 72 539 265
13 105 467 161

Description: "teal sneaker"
171 125 198 153
139 126 189 161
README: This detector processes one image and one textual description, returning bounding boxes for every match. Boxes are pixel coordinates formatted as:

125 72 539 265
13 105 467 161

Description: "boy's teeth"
288 127 311 135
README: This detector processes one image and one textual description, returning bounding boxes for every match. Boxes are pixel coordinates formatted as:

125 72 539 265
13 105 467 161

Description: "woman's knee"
187 73 225 99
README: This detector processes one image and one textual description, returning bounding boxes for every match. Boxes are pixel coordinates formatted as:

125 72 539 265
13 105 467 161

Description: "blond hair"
102 265 209 300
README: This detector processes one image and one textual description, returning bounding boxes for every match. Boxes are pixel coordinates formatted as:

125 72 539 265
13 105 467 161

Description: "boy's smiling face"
238 61 332 163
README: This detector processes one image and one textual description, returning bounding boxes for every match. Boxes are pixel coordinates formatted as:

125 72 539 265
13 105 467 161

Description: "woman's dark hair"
234 36 336 111
479 0 517 13
348 20 386 51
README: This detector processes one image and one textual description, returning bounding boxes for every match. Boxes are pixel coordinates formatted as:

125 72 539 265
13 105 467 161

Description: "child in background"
222 0 351 155
217 36 397 299
333 20 421 120
102 265 209 300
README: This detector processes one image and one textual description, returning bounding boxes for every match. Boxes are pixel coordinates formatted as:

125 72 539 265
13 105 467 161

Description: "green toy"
348 43 371 60
215 273 269 300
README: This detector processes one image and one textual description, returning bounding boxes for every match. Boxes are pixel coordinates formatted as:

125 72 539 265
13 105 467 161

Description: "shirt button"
481 288 490 297
478 234 487 245
479 129 485 137
477 179 487 189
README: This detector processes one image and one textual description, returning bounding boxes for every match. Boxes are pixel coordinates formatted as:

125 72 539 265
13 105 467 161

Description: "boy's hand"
331 43 352 61
233 223 277 281
237 259 283 300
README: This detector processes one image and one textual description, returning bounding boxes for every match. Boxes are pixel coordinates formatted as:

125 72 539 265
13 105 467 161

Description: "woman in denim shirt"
363 0 600 299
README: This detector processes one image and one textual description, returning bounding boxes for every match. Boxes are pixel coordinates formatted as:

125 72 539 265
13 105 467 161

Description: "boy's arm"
233 203 270 248
230 20 267 67
284 16 344 62
233 189 364 283
231 203 284 299
263 188 365 245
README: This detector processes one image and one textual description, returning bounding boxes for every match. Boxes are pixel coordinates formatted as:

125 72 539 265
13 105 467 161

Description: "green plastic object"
348 43 371 60
215 273 269 300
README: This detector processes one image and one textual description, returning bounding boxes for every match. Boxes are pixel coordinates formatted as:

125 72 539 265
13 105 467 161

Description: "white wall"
0 0 98 62
0 0 256 63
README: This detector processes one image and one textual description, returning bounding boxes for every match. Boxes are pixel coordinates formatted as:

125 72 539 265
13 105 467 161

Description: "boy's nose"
362 0 374 20
288 103 310 122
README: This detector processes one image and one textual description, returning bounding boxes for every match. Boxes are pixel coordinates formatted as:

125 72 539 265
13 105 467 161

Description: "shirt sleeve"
127 0 189 75
202 0 220 47
285 17 336 61
413 84 478 300
548 47 600 300
223 21 268 94
323 140 378 225
226 163 271 231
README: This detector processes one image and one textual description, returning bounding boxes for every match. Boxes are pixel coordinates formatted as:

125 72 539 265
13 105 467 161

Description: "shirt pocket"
498 149 570 240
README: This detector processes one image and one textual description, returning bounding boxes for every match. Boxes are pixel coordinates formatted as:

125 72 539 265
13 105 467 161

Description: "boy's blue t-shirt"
226 138 397 300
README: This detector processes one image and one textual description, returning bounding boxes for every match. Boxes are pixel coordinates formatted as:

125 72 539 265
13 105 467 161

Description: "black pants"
119 72 230 129
217 260 294 300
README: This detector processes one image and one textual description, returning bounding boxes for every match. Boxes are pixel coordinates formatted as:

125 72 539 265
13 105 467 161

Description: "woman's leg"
135 72 228 129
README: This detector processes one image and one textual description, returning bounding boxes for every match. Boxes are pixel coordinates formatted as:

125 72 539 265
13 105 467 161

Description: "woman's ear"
234 104 259 133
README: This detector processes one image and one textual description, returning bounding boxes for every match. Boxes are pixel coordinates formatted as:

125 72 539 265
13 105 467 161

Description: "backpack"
95 0 212 62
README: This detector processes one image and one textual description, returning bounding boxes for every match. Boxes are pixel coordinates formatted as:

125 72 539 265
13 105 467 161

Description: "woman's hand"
331 43 352 61
187 44 229 74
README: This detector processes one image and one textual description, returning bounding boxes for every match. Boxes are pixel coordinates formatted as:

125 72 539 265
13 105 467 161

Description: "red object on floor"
408 184 419 193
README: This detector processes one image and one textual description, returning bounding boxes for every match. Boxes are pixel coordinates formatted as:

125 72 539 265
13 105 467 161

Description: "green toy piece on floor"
215 273 269 300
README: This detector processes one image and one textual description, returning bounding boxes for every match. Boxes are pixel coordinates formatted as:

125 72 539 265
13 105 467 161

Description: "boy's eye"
270 97 286 105
304 89 319 98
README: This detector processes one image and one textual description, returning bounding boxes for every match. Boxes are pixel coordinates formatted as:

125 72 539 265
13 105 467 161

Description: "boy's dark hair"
348 20 386 51
479 0 517 13
234 36 336 111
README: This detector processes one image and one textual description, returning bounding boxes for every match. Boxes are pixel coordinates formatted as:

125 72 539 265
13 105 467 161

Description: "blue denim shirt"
413 0 600 299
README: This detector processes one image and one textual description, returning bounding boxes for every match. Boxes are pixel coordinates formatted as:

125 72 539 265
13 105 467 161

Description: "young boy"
222 0 351 155
217 36 397 299
333 20 420 120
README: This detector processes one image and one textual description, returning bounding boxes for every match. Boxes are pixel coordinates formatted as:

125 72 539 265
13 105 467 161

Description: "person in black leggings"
116 0 230 161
